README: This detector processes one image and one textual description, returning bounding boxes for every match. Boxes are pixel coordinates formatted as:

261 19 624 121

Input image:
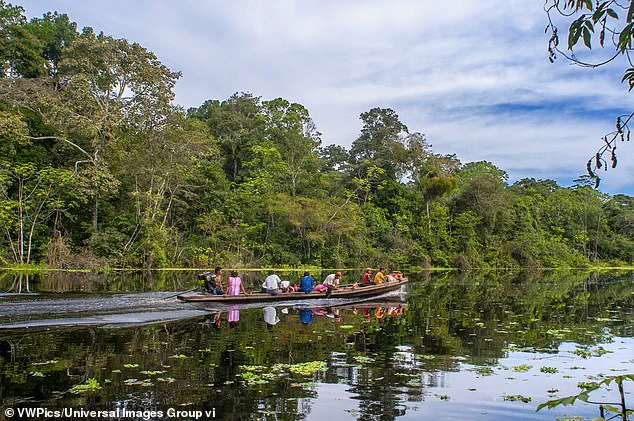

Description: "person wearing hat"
323 272 342 289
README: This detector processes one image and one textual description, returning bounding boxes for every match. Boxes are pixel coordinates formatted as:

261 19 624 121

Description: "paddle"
163 287 198 300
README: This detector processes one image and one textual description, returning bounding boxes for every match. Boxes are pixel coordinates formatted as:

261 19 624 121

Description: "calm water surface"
0 270 632 420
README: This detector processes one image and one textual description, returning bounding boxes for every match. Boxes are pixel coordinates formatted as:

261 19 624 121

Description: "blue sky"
15 0 634 195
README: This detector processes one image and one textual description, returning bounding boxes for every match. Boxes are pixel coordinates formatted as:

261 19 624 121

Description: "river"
0 269 632 420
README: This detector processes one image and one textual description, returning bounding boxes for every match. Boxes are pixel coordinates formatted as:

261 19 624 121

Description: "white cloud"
16 0 634 194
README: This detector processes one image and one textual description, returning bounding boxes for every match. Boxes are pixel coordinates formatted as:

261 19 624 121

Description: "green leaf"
583 26 592 48
606 8 618 19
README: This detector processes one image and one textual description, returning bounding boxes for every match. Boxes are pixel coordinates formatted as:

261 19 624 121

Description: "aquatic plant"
512 364 532 372
475 366 494 376
503 394 532 403
289 361 326 376
69 378 101 394
352 356 375 365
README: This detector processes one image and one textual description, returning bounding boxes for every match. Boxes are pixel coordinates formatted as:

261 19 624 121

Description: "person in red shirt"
362 268 372 286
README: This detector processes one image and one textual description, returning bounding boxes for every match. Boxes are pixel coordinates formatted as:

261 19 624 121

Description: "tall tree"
262 97 321 198
51 32 181 228
0 1 45 78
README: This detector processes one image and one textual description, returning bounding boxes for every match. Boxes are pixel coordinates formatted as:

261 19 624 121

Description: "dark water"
0 270 632 420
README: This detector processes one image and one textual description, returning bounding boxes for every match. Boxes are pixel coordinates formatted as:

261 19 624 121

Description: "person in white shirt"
261 271 282 295
323 272 341 289
321 272 342 297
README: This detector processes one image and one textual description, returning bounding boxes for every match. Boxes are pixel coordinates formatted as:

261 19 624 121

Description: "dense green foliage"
1 3 633 269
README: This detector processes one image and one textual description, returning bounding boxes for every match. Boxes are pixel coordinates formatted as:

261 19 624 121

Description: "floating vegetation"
237 361 325 387
395 373 417 377
339 325 354 329
69 378 101 394
512 365 532 372
540 366 558 374
241 365 267 372
572 346 613 359
503 394 531 403
239 371 271 386
169 354 188 359
123 363 139 368
435 394 450 400
474 367 494 376
140 370 166 376
31 360 58 366
352 356 375 365
123 378 153 387
289 361 326 376
406 379 422 387
157 377 176 383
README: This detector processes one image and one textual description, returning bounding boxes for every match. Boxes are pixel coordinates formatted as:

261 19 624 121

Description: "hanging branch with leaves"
545 0 634 187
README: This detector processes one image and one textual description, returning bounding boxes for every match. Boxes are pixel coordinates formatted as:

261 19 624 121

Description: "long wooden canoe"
177 278 408 303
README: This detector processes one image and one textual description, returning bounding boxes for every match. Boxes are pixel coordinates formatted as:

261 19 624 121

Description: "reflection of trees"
406 270 634 364
1 272 33 293
0 270 631 420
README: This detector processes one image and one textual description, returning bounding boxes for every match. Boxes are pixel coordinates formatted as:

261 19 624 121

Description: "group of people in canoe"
199 267 404 296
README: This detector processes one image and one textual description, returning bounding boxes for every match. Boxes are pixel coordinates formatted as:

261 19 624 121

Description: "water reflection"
0 270 632 420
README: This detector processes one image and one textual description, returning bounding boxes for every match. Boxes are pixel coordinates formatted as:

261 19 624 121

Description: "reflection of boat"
327 300 407 311
177 279 408 303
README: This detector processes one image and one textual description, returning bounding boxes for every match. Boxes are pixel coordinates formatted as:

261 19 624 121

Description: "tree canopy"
0 2 632 269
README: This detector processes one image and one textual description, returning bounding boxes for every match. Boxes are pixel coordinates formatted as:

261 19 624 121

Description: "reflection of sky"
309 337 634 420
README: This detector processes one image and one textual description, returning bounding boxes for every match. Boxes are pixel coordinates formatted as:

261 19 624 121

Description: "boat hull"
177 278 408 303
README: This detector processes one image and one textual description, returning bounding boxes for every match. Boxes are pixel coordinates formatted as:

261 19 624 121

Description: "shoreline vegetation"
1 3 634 272
1 264 633 274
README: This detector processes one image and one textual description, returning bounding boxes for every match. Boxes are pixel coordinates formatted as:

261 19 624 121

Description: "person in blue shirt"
299 271 314 293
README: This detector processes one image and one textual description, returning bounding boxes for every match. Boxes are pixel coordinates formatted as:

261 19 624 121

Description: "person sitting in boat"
201 266 224 295
390 270 403 281
312 272 342 296
299 271 314 293
373 267 386 285
261 271 282 295
280 279 294 293
227 271 248 295
362 268 372 287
